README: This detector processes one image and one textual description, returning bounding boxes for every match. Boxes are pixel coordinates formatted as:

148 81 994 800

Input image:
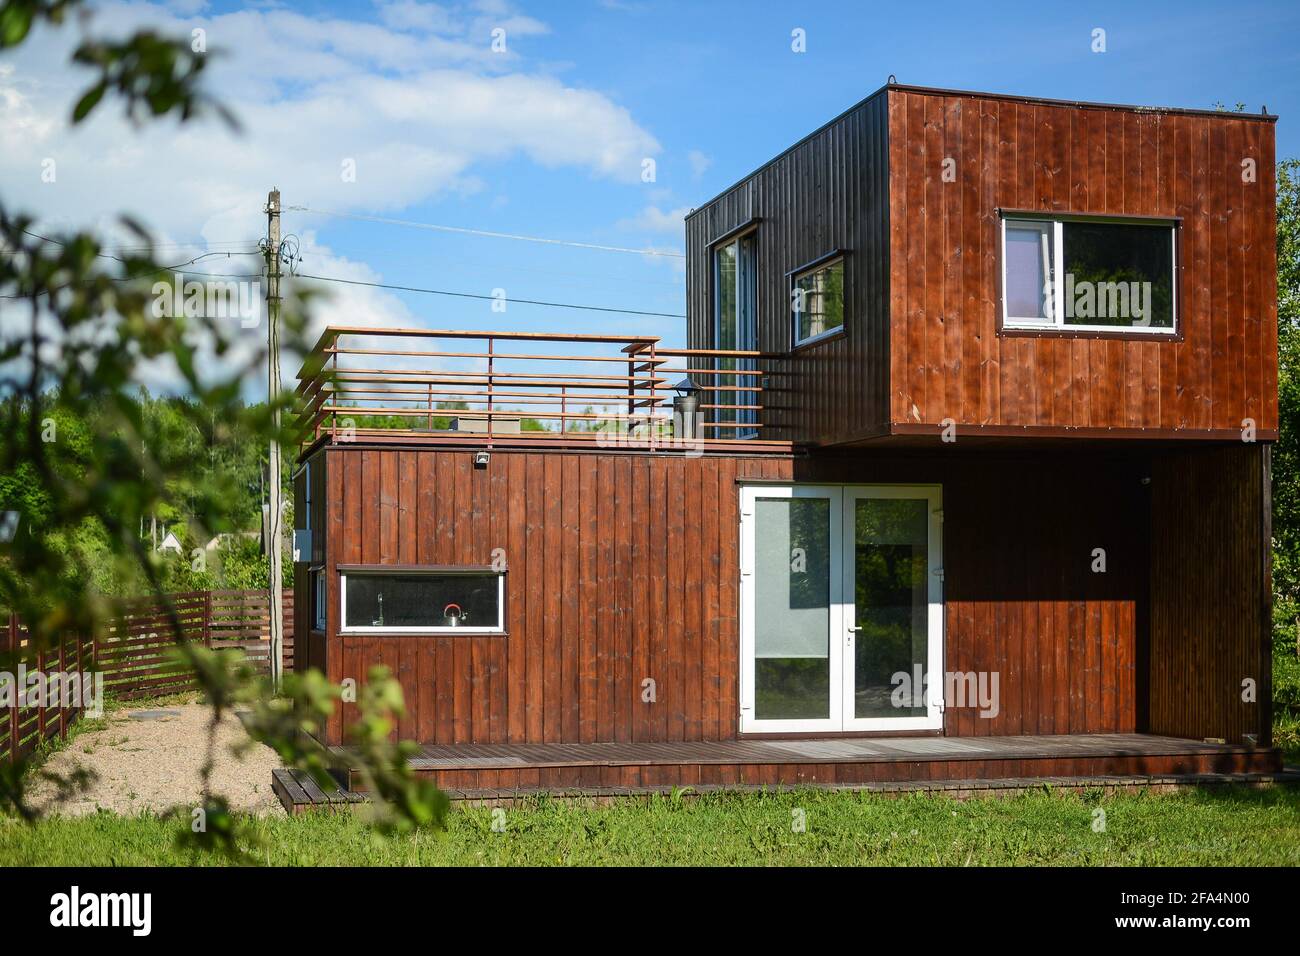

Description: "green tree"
1274 159 1300 645
0 0 445 847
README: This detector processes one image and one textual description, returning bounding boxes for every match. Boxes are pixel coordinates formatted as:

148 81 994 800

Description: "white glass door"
739 484 943 733
842 486 944 731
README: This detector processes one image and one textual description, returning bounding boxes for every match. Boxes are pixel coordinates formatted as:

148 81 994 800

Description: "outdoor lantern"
672 377 699 440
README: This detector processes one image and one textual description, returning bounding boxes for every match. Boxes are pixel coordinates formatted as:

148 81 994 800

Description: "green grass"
1274 644 1300 763
3 785 1299 866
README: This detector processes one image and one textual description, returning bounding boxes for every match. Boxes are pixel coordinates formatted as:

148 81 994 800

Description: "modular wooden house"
292 83 1281 793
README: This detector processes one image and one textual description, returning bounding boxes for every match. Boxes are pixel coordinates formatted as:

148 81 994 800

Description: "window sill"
339 628 508 637
998 324 1182 342
792 327 847 352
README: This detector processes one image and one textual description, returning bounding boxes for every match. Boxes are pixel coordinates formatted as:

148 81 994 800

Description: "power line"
286 205 686 259
7 227 687 318
301 241 684 289
17 227 263 265
0 233 264 299
291 271 686 318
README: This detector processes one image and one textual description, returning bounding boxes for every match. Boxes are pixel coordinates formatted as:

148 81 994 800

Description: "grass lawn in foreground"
2 785 1298 866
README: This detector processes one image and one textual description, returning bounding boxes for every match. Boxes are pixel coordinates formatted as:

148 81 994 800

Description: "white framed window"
339 569 505 634
311 567 326 630
792 256 846 346
1001 214 1178 334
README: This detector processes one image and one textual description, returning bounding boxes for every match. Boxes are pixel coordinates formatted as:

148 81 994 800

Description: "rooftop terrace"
295 326 792 455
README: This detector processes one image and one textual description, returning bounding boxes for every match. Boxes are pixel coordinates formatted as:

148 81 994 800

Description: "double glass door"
739 484 943 732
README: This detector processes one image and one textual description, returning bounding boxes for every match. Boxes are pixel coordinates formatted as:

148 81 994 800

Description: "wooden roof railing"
295 327 786 452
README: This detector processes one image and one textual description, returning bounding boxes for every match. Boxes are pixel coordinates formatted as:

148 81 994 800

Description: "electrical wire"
286 205 686 259
0 233 265 299
6 229 685 318
290 271 686 318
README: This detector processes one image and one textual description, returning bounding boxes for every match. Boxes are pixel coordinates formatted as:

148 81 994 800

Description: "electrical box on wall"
292 529 312 562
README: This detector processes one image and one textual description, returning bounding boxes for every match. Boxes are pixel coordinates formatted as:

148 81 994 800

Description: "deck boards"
333 732 1266 772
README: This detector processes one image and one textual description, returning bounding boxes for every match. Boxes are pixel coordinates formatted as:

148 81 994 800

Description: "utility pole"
265 188 284 691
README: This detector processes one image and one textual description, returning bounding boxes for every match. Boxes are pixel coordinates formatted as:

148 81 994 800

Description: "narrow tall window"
713 231 758 437
311 568 325 630
1001 214 1177 334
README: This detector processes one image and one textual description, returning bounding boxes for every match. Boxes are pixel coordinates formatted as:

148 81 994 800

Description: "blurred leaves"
0 0 76 50
72 30 238 129
0 2 447 846
347 666 449 835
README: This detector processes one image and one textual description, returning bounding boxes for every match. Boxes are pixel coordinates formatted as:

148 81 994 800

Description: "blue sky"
4 0 1297 369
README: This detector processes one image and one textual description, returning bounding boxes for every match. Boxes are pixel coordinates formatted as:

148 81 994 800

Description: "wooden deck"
271 768 366 816
329 733 1283 793
273 735 1293 814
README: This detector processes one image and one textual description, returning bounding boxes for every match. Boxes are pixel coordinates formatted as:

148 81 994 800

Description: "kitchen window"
339 569 505 633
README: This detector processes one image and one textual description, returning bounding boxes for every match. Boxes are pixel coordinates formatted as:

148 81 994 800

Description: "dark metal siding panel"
685 90 891 445
1148 443 1270 744
887 88 1278 435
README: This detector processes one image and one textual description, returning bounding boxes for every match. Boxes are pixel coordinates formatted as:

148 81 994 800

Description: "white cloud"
0 0 661 388
618 204 690 234
0 0 658 259
375 1 457 33
687 149 711 179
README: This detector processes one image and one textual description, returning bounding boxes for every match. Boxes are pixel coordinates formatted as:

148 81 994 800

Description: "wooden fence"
1 589 293 765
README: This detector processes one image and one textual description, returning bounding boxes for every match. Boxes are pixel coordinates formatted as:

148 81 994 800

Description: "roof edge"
685 81 1276 221
889 82 1277 123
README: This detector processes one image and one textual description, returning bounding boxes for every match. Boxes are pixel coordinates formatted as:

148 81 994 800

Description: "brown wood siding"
320 445 1150 746
888 88 1278 435
1149 443 1271 745
685 90 890 445
793 450 1144 737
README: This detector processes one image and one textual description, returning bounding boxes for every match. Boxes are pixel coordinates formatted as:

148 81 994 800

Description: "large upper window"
1001 215 1177 334
340 570 505 633
792 257 845 346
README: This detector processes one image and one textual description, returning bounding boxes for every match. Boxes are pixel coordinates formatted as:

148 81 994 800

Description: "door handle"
848 625 863 632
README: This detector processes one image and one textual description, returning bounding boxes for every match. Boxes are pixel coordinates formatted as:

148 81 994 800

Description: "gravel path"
27 700 284 817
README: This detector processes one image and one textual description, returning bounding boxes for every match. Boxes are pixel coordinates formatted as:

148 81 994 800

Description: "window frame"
998 211 1180 338
310 566 326 631
338 567 507 635
710 224 760 439
789 251 848 348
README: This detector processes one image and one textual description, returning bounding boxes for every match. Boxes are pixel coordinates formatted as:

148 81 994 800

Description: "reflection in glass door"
739 484 942 733
844 488 942 730
751 493 836 721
